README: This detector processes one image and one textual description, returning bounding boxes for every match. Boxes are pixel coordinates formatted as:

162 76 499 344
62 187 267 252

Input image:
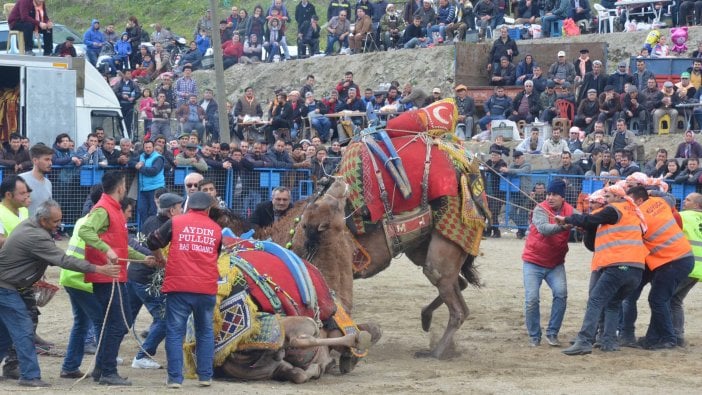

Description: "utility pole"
209 0 230 143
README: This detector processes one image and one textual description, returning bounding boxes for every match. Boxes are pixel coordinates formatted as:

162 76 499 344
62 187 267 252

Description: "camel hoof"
420 307 433 332
356 331 373 351
339 351 359 374
358 322 383 345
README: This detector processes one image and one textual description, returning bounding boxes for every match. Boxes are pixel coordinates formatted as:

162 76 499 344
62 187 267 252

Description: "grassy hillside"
47 0 331 42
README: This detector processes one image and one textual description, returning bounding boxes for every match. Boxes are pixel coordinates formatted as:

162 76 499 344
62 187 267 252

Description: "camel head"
299 178 349 257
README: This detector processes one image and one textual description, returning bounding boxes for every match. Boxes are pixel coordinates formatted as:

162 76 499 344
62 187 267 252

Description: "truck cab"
0 55 128 146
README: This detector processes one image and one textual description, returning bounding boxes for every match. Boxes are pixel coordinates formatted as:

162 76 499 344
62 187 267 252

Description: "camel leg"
289 332 372 350
415 232 468 359
421 276 469 332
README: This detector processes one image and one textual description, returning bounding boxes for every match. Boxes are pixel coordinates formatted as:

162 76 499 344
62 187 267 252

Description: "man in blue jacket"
83 19 105 66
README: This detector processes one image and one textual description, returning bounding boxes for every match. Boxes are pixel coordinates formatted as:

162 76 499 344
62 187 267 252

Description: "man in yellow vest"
556 184 648 355
671 192 702 346
626 186 693 350
0 175 32 379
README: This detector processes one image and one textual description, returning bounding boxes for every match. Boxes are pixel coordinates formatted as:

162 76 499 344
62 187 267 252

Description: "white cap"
557 51 566 57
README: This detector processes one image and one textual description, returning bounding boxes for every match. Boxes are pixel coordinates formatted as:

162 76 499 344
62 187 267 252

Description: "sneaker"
99 374 131 386
198 380 212 387
561 341 592 356
546 334 561 347
167 381 182 389
529 337 540 347
18 378 51 387
131 357 162 369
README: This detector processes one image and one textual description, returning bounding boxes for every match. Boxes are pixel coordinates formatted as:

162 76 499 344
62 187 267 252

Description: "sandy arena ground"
5 235 702 394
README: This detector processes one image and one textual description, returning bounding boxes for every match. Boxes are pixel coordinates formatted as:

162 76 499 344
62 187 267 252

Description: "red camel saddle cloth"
237 250 336 321
339 135 458 222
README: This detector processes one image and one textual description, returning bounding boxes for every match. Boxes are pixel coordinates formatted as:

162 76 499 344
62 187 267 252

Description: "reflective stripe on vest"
596 225 643 238
595 238 645 252
59 216 93 293
66 244 86 258
592 202 648 269
641 197 692 271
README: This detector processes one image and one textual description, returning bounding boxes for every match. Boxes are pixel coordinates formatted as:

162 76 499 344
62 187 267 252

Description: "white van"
0 21 86 56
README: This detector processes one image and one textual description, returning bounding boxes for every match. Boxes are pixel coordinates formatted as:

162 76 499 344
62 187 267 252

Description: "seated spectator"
179 42 203 71
577 60 607 105
676 72 697 103
265 91 294 143
403 15 428 49
399 82 428 110
265 139 295 169
487 26 519 72
644 148 669 178
509 80 540 123
582 126 609 153
662 158 681 180
490 56 516 86
574 89 600 132
516 0 540 24
489 135 511 157
242 34 263 63
414 0 437 40
431 0 455 43
597 85 621 129
541 126 570 156
675 130 702 158
455 84 475 139
515 54 536 86
611 118 639 153
588 149 616 176
675 157 702 184
0 133 32 173
569 0 591 22
132 52 155 82
310 146 337 181
531 65 548 94
548 51 576 85
474 0 497 40
516 127 544 154
300 91 332 142
381 4 406 49
541 0 569 38
539 80 559 123
618 150 640 177
446 0 474 43
176 94 206 141
102 137 121 165
195 29 211 56
263 18 286 62
349 8 372 54
297 16 321 57
620 85 647 133
222 34 244 69
478 86 512 132
325 10 351 55
653 81 679 134
53 36 77 58
175 143 208 172
566 127 583 153
608 61 634 94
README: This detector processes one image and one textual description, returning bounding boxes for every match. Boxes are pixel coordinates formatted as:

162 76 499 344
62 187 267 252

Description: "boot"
491 227 501 238
562 340 592 356
2 357 19 380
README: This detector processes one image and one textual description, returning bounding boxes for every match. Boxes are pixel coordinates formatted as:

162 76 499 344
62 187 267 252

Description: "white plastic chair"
594 3 617 33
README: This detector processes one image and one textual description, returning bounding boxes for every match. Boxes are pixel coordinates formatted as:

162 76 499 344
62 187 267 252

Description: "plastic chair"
658 113 671 135
594 4 617 33
552 117 571 132
362 32 379 53
555 99 575 121
550 20 564 37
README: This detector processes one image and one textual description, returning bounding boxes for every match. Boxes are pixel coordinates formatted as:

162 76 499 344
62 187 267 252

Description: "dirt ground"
6 235 702 394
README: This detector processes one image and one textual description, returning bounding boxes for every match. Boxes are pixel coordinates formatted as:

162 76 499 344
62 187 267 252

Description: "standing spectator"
103 23 118 45
675 130 702 159
484 149 507 238
617 150 641 178
328 0 352 21
200 89 220 142
242 142 272 215
455 84 475 139
644 148 669 178
150 24 173 46
249 186 293 230
195 29 211 56
83 19 105 66
577 60 607 105
335 71 361 102
113 69 141 136
608 61 635 94
151 92 173 141
145 192 222 389
296 0 318 28
138 88 155 137
521 179 575 347
126 16 143 67
175 143 208 173
488 26 519 72
673 193 702 346
404 0 423 24
135 140 165 227
499 150 532 238
632 58 656 93
73 133 108 168
174 65 198 107
8 0 53 56
674 157 702 184
194 9 214 39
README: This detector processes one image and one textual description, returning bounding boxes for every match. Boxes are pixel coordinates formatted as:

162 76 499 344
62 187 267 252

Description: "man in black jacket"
509 80 540 123
249 186 293 230
488 26 519 72
265 92 294 143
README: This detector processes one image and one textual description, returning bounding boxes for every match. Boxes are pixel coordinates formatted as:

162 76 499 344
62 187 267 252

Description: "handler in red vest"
146 192 223 389
79 171 155 386
521 178 577 348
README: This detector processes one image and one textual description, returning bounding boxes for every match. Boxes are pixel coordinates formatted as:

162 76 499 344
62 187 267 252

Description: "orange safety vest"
592 201 647 270
640 196 693 271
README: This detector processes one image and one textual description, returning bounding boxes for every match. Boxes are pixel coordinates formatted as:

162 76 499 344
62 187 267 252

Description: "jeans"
671 276 697 342
86 49 100 66
576 266 643 347
478 114 506 131
620 269 650 339
403 37 428 49
645 256 694 345
523 262 567 340
151 121 173 141
430 24 447 41
0 288 41 380
165 292 216 384
325 35 349 54
127 280 166 360
311 116 332 142
540 15 563 37
181 121 205 141
137 189 157 228
92 283 132 377
62 287 103 373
